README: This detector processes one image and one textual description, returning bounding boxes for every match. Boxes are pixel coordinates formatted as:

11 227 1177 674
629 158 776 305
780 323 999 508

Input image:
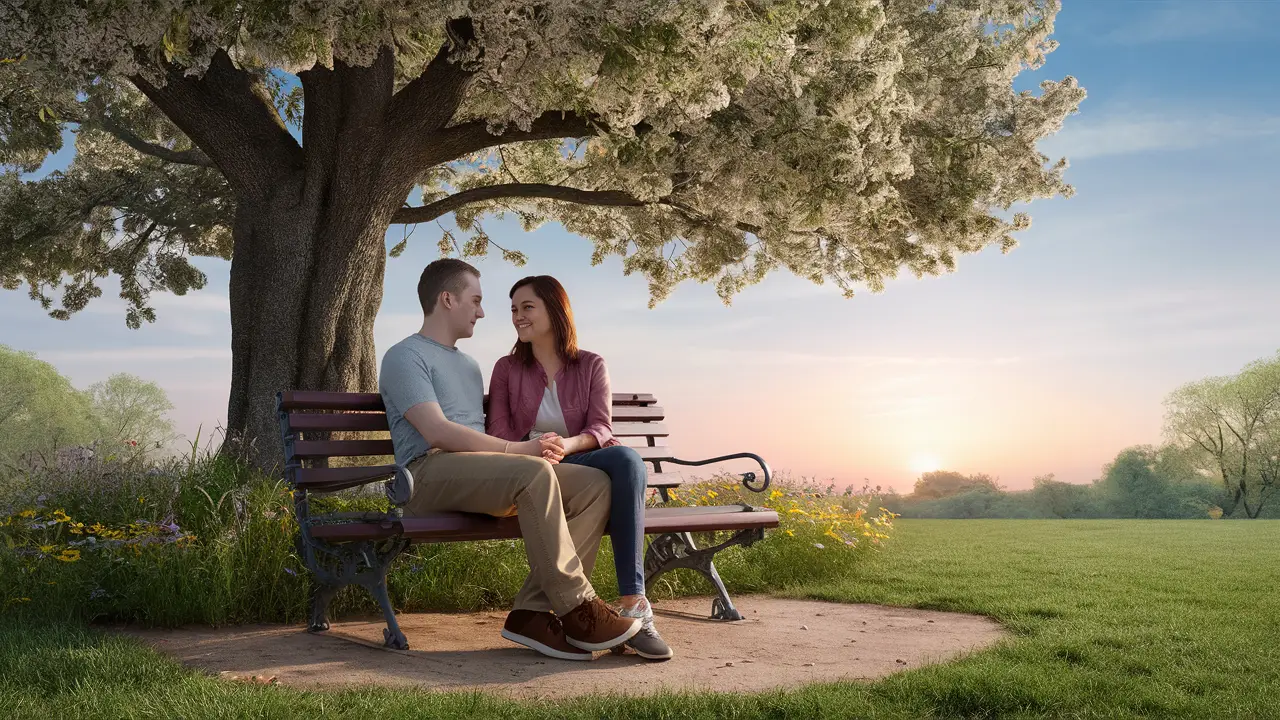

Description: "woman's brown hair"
509 275 580 366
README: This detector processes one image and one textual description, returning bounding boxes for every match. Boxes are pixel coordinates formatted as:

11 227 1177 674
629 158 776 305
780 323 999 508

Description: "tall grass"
1 446 893 626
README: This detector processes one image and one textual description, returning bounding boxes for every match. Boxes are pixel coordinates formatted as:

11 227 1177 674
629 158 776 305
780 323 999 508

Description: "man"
379 258 641 661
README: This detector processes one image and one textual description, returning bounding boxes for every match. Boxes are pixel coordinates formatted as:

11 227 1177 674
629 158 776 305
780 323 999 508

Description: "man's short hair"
418 258 480 315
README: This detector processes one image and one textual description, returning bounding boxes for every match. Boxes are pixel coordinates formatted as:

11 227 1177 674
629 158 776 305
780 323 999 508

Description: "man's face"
445 273 485 339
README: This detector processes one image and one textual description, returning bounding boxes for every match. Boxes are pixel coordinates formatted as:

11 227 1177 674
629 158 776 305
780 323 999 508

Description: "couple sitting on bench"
379 258 670 661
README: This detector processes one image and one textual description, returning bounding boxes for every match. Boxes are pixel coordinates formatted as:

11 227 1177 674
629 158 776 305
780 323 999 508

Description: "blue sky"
5 1 1280 491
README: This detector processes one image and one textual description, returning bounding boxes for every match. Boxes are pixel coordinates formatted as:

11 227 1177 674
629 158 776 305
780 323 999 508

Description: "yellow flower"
707 490 718 499
39 545 53 554
54 549 81 563
784 529 795 536
769 490 783 500
52 510 71 523
137 497 146 504
69 523 84 535
18 509 36 519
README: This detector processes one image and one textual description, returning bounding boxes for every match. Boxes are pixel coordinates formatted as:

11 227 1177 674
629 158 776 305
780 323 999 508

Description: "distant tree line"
0 345 176 473
882 351 1280 520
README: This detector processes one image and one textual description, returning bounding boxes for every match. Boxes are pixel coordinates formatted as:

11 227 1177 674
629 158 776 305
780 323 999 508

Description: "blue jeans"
560 445 647 596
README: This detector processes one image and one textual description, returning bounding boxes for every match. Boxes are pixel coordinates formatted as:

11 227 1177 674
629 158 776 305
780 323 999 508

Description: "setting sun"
910 454 942 476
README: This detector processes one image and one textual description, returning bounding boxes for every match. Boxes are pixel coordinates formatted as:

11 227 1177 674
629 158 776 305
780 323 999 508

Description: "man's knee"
554 464 612 506
509 455 557 492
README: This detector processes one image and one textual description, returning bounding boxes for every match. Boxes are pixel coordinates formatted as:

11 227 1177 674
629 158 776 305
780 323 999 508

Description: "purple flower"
284 568 298 576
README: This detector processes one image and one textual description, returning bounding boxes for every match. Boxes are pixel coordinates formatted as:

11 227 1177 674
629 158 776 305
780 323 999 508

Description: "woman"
487 275 672 661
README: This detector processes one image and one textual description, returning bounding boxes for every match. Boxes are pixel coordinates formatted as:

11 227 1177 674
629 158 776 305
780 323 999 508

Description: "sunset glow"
910 454 942 477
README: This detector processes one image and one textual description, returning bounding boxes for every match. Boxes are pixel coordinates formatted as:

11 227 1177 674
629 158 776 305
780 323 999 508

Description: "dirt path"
122 596 1005 699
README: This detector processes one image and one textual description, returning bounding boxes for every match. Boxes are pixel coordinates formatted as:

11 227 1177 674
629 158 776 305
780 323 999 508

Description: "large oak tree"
1 1 1084 470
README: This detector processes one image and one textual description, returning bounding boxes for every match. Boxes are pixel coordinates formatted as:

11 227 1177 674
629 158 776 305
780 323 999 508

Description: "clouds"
1100 1 1277 45
81 289 231 336
35 347 232 364
1040 110 1280 161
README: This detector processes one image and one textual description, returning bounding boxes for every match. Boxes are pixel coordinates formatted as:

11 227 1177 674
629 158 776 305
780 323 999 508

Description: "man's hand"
537 433 565 464
512 434 565 464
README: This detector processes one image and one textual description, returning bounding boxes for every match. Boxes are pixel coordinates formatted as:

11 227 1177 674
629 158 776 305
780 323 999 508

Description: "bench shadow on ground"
121 596 1008 699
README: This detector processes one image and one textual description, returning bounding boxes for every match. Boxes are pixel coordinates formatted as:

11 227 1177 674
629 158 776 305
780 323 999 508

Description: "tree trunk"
225 155 406 472
132 45 470 474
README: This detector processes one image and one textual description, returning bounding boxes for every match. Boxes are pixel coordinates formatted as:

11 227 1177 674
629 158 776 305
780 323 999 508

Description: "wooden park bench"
276 390 778 649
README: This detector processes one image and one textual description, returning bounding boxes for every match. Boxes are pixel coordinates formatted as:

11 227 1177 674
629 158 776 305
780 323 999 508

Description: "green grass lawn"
4 519 1279 719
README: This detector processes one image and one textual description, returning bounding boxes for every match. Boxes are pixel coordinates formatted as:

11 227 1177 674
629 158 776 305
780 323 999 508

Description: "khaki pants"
405 451 610 616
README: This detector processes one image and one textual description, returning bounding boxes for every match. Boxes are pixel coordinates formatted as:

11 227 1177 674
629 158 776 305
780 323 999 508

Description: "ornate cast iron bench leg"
643 525 765 621
297 516 411 649
308 581 341 633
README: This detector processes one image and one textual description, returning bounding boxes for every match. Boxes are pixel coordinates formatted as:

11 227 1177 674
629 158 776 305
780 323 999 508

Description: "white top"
531 381 570 438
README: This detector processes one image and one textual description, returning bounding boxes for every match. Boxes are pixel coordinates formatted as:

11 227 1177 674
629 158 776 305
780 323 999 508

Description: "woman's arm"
568 353 616 454
485 358 526 441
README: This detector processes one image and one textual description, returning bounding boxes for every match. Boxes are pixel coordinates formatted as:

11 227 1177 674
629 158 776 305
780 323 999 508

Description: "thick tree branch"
98 117 214 167
130 49 303 196
429 111 617 166
392 183 645 224
391 179 764 240
389 18 478 143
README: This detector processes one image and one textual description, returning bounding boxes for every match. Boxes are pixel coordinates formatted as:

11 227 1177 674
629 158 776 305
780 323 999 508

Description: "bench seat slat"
309 506 779 542
293 466 683 493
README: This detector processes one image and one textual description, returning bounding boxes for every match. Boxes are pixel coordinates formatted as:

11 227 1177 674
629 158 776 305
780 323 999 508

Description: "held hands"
515 433 566 464
537 433 566 464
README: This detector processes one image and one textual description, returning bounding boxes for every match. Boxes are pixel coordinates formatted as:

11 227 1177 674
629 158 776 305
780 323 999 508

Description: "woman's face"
511 285 553 344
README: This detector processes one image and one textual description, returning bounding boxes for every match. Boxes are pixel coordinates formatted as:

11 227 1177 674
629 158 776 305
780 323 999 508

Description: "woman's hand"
537 433 566 463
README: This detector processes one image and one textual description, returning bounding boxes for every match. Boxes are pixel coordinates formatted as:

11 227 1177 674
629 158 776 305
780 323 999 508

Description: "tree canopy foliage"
1 0 1085 320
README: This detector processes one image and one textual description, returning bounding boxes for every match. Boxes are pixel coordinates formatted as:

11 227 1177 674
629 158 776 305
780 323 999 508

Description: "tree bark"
224 162 405 472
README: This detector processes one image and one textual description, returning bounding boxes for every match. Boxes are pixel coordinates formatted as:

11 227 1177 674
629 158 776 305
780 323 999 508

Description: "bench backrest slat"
280 391 657 412
281 390 679 489
286 412 669 438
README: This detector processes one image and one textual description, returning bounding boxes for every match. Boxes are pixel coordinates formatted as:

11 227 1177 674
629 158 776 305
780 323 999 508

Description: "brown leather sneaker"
501 609 593 661
560 597 642 651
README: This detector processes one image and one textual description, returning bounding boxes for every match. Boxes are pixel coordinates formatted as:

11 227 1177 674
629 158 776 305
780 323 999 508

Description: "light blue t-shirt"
379 334 486 466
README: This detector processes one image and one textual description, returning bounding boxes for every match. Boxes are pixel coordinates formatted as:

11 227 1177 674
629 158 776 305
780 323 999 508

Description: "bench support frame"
293 492 412 649
642 509 766 621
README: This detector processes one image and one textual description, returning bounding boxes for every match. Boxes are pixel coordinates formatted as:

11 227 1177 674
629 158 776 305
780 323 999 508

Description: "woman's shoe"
620 597 674 661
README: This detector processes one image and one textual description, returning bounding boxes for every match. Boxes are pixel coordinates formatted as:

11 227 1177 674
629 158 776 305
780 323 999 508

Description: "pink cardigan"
487 350 620 448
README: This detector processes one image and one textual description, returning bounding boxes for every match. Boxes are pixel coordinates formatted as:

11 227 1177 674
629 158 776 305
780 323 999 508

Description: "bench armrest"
664 452 772 493
386 464 415 508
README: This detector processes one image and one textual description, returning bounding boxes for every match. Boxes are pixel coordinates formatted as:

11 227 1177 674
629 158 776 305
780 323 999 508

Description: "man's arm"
404 402 555 457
